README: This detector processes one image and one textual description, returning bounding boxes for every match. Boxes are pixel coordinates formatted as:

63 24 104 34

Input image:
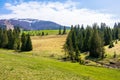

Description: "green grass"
23 30 70 35
0 49 120 80
0 31 120 80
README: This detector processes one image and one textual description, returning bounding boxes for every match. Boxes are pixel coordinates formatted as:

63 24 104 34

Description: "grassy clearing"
105 41 120 55
31 35 67 56
0 49 120 80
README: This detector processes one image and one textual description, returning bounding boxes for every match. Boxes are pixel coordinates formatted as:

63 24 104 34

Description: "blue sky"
0 0 120 26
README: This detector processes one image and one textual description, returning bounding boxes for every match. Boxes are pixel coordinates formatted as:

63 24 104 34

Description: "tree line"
64 23 120 62
0 27 32 51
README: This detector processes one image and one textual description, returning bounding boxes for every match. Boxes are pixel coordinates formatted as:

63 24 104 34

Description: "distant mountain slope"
0 19 67 30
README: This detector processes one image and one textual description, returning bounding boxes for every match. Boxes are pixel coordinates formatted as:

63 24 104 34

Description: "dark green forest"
0 27 32 51
64 23 120 62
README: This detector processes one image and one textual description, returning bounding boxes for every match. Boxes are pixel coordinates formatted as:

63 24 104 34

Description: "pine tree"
21 33 27 51
13 38 21 50
21 33 32 51
1 30 8 48
7 30 14 49
83 26 93 52
42 32 44 36
71 27 78 51
78 32 84 52
58 26 62 35
64 31 74 61
62 26 66 34
104 27 112 45
89 25 105 58
25 34 33 51
0 28 3 48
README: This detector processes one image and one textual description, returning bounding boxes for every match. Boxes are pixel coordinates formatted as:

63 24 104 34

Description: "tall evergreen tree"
62 26 66 34
78 32 84 52
0 28 3 48
89 25 105 58
21 33 32 51
21 33 27 51
13 38 21 50
7 30 14 49
58 26 62 35
42 32 44 36
25 34 33 51
1 30 8 48
83 26 93 52
104 27 112 45
64 30 74 61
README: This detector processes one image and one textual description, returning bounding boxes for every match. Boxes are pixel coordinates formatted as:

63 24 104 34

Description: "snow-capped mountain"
0 18 64 30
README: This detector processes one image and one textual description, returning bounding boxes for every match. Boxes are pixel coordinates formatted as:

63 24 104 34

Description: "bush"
113 52 117 58
109 42 114 48
115 40 118 44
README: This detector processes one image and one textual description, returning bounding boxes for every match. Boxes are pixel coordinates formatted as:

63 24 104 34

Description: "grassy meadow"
0 30 120 80
23 29 70 35
0 49 120 80
105 41 120 55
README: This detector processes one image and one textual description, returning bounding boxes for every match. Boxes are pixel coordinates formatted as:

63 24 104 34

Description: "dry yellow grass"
31 35 67 55
105 41 120 55
31 34 120 56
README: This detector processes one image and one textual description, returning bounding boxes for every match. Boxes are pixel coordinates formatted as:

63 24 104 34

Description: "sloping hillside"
0 34 120 80
0 48 120 80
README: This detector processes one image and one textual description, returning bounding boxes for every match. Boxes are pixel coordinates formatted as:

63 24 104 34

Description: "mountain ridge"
0 18 67 30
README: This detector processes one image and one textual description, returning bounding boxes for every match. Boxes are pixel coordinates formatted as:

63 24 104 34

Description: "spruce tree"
83 26 92 52
21 33 32 51
89 25 105 58
62 26 66 34
21 33 27 51
7 30 14 49
13 38 21 50
78 32 84 52
104 27 112 45
26 34 33 51
58 26 62 35
0 28 3 48
1 30 8 48
64 31 74 61
42 32 44 36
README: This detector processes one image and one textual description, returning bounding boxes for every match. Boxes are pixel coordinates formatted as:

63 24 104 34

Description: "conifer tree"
7 30 14 49
62 26 66 34
21 33 32 51
0 28 3 48
89 25 105 58
1 30 8 48
25 34 33 51
58 26 62 35
104 27 112 45
21 33 27 51
78 32 84 52
64 30 74 61
13 38 21 50
83 26 93 52
42 32 44 36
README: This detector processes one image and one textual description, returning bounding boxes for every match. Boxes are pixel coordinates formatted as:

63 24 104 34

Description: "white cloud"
0 0 119 26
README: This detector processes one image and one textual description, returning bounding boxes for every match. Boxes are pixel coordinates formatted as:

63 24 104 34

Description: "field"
0 49 120 80
0 31 120 80
105 41 120 55
23 30 70 36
